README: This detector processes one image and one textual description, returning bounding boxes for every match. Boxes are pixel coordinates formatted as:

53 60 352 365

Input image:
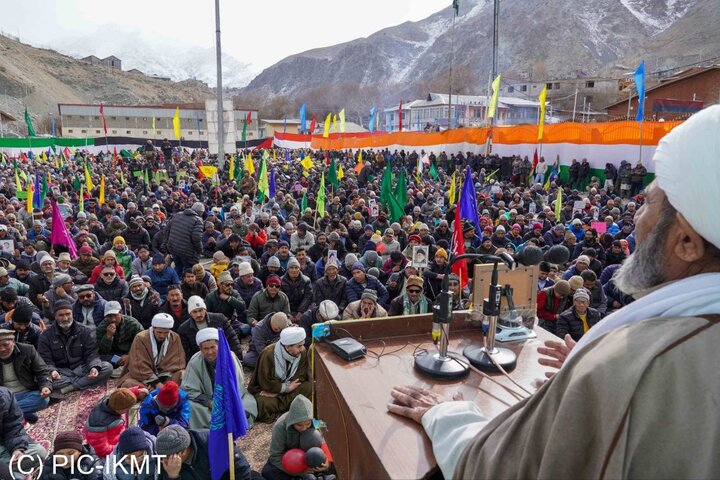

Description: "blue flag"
369 107 376 134
459 166 481 234
28 151 35 160
269 168 276 198
634 60 645 122
209 329 247 480
33 172 42 209
299 103 307 133
284 149 291 162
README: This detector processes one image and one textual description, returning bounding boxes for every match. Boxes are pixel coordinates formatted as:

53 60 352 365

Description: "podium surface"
313 312 554 480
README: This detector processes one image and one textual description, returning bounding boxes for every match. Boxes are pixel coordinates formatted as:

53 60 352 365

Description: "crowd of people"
0 135 652 479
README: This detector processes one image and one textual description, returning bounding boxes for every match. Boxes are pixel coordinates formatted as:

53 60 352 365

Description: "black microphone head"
544 245 571 265
515 245 544 266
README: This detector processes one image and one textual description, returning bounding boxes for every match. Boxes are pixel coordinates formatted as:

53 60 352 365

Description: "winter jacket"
177 312 243 361
205 288 246 323
158 429 251 480
40 444 99 480
280 273 313 315
96 315 144 355
28 273 53 309
0 386 33 454
345 274 389 306
247 289 291 324
313 275 347 311
233 277 263 306
145 266 180 299
89 262 126 284
84 386 142 457
138 389 190 436
125 290 162 329
268 395 314 472
38 321 104 371
95 276 130 303
72 257 101 278
102 429 157 480
158 301 190 331
164 209 203 261
73 297 108 328
244 313 280 368
556 306 602 341
0 343 51 392
131 257 153 278
0 319 42 348
120 227 151 251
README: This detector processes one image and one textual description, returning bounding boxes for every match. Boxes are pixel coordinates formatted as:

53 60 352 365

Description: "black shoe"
24 413 39 424
49 391 66 403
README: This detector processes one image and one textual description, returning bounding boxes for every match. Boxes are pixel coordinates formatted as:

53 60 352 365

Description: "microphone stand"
414 253 501 380
463 257 518 372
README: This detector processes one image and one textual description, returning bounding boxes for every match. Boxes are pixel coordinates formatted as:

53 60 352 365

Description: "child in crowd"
138 381 190 436
209 250 230 281
41 430 99 480
84 387 148 457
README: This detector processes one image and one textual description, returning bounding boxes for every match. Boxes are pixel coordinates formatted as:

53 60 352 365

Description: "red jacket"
536 287 568 322
84 386 140 457
245 230 267 249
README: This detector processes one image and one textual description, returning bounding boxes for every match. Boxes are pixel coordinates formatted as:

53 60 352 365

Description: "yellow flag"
40 151 47 161
15 171 21 193
199 165 218 178
449 171 457 204
339 109 346 133
338 164 344 180
244 152 255 176
172 107 181 139
99 175 105 206
84 163 95 191
323 113 331 138
488 74 502 119
301 155 314 170
332 114 337 133
354 149 364 173
555 187 563 219
273 149 277 162
26 180 33 213
538 85 548 141
229 155 235 180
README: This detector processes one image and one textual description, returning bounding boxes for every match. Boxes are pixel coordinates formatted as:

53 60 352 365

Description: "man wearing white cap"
388 106 720 478
299 300 340 347
118 313 186 389
248 326 311 423
177 296 243 363
182 328 258 429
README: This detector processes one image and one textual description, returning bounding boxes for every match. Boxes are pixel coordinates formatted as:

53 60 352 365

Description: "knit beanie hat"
108 388 138 412
155 425 191 456
53 431 83 453
156 381 180 408
267 256 281 268
270 312 291 330
117 427 149 457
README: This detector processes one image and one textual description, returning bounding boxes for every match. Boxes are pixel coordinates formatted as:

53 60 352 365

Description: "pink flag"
50 202 78 259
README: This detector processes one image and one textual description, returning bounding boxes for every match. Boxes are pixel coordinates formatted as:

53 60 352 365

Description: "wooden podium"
312 311 553 480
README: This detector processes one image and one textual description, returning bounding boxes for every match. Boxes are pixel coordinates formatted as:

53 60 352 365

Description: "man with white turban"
181 328 257 429
117 313 186 388
387 105 720 478
248 326 312 423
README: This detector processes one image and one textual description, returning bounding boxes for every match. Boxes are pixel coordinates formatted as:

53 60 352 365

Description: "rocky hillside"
241 0 718 110
0 34 214 135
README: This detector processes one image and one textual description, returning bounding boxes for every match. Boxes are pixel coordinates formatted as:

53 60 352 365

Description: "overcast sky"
0 0 449 71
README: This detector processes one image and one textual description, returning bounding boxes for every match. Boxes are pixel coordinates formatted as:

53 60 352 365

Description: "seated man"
387 275 431 316
117 313 185 389
155 425 252 480
248 326 312 423
0 386 47 474
0 267 29 296
138 381 190 436
0 329 51 423
244 312 292 369
95 264 130 303
72 284 107 328
342 289 389 320
299 301 340 347
180 269 208 301
96 301 144 377
145 253 180 300
39 273 76 323
0 302 42 348
205 271 248 337
181 328 257 430
247 275 291 327
125 276 161 329
536 280 571 336
37 300 113 394
556 288 602 341
158 284 189 331
177 296 243 362
345 263 389 307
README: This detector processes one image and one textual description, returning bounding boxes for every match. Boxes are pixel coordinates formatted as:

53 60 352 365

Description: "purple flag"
50 202 78 259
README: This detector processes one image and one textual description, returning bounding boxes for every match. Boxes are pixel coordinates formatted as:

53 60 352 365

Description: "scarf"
567 272 720 363
148 328 169 368
403 293 429 315
273 341 300 382
131 287 149 305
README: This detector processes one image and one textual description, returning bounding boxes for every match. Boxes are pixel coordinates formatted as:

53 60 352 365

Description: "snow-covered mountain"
241 0 716 105
52 24 257 88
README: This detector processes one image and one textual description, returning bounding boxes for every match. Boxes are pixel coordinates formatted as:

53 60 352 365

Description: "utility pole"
214 0 225 170
572 84 578 122
447 1 457 130
490 0 500 128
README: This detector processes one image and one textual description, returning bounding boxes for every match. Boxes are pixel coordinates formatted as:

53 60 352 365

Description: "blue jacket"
145 266 181 299
73 297 107 327
138 388 190 436
345 274 389 306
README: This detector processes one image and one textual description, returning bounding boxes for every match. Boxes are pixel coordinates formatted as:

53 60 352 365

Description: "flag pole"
227 432 235 480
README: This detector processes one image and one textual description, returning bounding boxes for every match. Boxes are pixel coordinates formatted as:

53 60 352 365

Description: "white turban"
196 328 219 346
279 326 306 346
654 105 720 249
151 313 174 329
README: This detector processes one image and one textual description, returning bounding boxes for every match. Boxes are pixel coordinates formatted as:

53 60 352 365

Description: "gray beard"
614 219 671 298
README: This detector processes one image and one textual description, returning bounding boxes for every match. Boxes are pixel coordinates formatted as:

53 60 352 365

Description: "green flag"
317 173 326 218
394 169 408 208
144 169 150 186
24 107 36 136
380 163 394 208
79 184 84 212
257 158 268 202
41 174 49 203
327 158 339 189
301 192 307 212
429 161 439 180
241 120 247 143
73 175 81 192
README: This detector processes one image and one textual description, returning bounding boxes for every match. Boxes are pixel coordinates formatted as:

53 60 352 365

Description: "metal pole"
448 5 456 130
572 85 578 122
627 85 633 120
215 0 225 170
491 0 500 126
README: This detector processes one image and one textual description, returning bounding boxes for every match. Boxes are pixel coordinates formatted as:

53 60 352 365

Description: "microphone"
497 245 544 270
544 245 571 265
